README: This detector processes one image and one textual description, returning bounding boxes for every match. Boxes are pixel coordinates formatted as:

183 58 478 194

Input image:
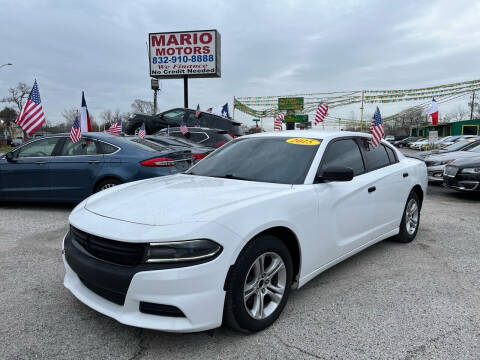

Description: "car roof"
243 130 371 142
161 127 228 133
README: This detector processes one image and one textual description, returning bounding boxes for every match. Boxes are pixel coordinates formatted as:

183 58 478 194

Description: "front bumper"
443 175 480 192
62 220 237 332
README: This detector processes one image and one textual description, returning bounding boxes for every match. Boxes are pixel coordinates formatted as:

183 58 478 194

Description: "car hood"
425 151 480 162
84 174 290 226
450 156 480 168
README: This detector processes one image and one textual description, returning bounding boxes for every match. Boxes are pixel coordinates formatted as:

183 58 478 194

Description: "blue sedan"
0 133 192 202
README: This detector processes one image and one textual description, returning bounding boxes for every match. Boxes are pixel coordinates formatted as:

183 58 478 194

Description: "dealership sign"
278 97 304 110
284 114 308 123
149 30 221 79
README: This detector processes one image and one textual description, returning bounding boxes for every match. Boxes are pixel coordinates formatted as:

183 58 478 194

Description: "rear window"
202 133 233 148
118 137 169 152
359 139 391 171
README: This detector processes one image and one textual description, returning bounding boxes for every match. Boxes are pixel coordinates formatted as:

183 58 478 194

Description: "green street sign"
252 118 260 122
278 97 304 110
284 114 308 123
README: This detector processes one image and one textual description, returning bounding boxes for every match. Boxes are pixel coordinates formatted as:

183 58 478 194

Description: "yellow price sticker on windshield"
286 138 320 145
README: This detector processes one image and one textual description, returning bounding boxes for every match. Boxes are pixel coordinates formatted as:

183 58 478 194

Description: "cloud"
0 0 478 130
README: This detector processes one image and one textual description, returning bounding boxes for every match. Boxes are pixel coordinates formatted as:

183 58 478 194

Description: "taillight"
192 153 207 162
140 157 175 167
229 133 237 138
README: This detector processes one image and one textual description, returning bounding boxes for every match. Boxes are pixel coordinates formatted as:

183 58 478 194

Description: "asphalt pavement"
1 184 480 359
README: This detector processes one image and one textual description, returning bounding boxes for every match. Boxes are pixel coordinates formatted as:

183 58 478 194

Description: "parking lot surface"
1 185 479 359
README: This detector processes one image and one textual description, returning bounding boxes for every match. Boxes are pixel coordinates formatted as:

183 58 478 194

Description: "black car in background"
443 157 480 192
124 108 244 137
145 135 213 162
156 127 233 148
393 137 420 148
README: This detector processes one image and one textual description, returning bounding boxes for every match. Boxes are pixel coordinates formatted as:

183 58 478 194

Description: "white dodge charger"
63 131 427 333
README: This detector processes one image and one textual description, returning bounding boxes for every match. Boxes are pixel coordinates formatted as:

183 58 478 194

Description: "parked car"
0 133 192 202
124 108 244 138
443 157 480 192
438 135 478 148
156 127 233 148
394 137 420 148
384 135 395 142
63 130 427 333
410 138 480 159
410 139 429 150
144 135 213 163
424 142 480 182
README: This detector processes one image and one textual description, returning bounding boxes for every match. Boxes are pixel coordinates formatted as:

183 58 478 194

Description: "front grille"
70 226 146 267
80 276 126 305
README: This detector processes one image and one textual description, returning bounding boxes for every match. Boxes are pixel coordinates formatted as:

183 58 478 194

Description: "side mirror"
5 152 15 162
317 166 354 182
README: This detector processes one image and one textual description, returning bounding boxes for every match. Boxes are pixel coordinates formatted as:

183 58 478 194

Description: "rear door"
48 137 105 201
358 138 408 235
0 137 61 200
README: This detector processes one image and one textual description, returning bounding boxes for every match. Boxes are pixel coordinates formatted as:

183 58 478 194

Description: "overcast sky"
1 0 479 129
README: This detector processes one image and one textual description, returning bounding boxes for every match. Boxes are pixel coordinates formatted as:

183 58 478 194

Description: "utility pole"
360 90 365 132
151 78 160 114
470 91 475 120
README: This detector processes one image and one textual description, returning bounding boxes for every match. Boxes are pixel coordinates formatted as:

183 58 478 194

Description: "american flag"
196 104 201 118
370 107 385 148
164 126 169 136
107 120 122 135
70 115 81 143
315 103 328 125
180 120 189 135
274 113 284 131
16 80 46 135
138 123 146 138
206 108 212 113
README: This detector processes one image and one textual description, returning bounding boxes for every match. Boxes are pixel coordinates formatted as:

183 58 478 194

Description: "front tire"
223 235 293 333
394 191 420 243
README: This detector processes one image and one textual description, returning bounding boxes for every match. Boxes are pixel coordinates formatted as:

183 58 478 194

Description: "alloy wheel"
243 252 287 320
100 183 117 191
405 198 419 235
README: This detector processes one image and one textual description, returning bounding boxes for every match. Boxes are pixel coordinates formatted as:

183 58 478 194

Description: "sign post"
148 30 221 109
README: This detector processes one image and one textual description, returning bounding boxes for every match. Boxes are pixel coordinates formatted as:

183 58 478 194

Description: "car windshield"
187 137 321 184
467 144 480 153
445 140 470 151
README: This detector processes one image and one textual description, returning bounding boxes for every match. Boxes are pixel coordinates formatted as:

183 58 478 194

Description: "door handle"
88 160 101 164
403 172 409 178
35 161 47 165
368 186 376 193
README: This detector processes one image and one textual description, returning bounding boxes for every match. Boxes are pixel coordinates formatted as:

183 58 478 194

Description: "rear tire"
393 191 420 243
223 235 293 333
94 178 122 193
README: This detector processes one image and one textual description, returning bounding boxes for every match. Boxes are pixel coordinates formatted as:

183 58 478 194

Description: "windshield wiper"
211 174 254 181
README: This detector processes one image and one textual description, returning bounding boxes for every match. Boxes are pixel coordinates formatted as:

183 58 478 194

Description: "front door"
313 138 379 263
0 137 61 201
48 137 105 201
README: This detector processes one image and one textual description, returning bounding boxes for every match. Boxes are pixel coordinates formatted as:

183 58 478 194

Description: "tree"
131 99 154 115
1 82 31 112
100 109 124 129
61 107 78 124
0 106 17 139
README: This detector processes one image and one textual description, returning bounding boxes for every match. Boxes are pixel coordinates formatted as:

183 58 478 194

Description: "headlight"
145 239 222 263
461 167 480 174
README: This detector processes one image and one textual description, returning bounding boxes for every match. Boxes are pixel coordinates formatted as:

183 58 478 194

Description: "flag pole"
360 90 365 132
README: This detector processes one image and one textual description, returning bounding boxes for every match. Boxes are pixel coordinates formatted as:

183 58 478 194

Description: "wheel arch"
225 226 302 289
411 184 424 209
93 175 124 193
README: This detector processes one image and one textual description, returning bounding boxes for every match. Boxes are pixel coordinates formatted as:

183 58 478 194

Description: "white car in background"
63 131 427 333
410 138 429 150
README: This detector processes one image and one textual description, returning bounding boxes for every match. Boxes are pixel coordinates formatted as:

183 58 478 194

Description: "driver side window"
14 137 59 158
320 138 365 176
